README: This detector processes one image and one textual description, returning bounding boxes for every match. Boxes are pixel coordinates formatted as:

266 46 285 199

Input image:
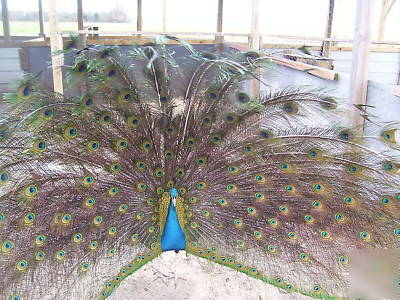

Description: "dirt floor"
110 251 309 300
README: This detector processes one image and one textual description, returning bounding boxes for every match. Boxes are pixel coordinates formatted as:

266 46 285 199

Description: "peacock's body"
0 37 399 300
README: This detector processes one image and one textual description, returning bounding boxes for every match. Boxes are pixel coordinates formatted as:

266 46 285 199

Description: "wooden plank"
272 57 339 81
0 47 20 58
47 0 64 94
75 29 400 46
1 0 10 42
0 59 22 71
0 71 23 84
350 0 374 128
1 39 399 54
321 0 335 58
137 0 142 37
250 0 260 50
38 0 45 37
215 0 224 46
1 31 400 52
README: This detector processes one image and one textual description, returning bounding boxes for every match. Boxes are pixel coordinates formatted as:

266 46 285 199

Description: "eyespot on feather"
86 139 100 151
206 88 221 101
98 111 112 124
283 102 298 114
321 97 337 109
80 94 95 108
127 115 141 128
17 84 33 99
381 129 398 143
117 89 137 103
236 92 250 103
64 126 78 139
114 138 128 150
0 170 10 185
40 108 54 120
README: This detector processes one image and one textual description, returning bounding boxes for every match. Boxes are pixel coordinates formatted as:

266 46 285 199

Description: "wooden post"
250 0 260 50
378 0 397 41
349 0 374 128
250 0 260 97
38 0 45 37
1 0 11 42
321 0 335 58
215 0 224 47
137 0 142 37
77 0 86 48
162 0 167 32
47 0 64 94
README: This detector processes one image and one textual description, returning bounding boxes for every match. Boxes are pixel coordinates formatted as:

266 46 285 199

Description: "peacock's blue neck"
161 189 186 251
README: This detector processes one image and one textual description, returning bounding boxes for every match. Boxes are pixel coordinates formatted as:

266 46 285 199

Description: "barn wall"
0 48 23 93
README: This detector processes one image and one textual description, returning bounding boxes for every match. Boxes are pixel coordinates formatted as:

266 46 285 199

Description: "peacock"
0 36 399 300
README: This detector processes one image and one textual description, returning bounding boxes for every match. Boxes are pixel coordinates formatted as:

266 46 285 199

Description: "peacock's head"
169 188 179 200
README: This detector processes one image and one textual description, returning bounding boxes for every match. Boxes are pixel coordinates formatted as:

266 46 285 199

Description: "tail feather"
0 38 399 299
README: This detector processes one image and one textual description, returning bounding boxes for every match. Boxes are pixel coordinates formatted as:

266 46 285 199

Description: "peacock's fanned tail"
0 37 399 300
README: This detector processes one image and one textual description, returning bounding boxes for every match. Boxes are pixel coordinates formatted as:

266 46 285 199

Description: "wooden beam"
349 0 374 128
1 0 11 42
162 0 167 32
378 0 397 40
250 0 260 50
137 0 142 37
47 0 64 94
215 0 223 46
321 0 335 58
4 34 400 53
75 29 400 46
272 57 339 81
38 0 45 37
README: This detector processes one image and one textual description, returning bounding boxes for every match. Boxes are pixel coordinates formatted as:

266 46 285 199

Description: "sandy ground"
110 251 310 300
